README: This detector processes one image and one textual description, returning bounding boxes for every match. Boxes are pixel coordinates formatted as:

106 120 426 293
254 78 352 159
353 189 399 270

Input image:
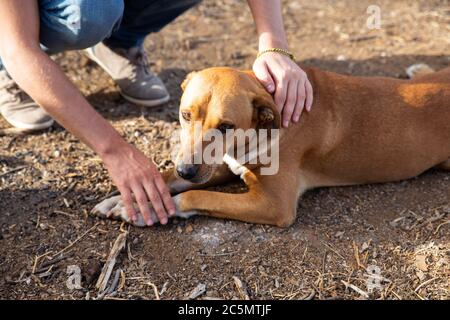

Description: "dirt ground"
1 0 449 300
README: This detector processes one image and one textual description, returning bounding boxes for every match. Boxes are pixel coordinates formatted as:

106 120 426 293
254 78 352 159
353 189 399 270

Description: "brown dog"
93 65 450 227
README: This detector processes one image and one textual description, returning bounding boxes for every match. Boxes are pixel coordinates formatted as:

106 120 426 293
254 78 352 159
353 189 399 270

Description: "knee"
66 0 124 49
41 0 124 51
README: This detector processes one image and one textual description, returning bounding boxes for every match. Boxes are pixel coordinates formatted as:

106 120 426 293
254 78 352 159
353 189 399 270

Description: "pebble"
185 224 194 233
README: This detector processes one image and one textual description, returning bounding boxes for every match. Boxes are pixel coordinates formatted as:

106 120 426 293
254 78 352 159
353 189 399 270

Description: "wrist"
95 132 131 162
258 33 289 51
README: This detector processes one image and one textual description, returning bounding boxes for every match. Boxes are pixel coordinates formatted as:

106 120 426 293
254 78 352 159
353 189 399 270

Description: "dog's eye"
181 111 191 122
218 123 234 134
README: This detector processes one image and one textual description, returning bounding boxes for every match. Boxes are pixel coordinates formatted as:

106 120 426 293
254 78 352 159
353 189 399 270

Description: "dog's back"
296 66 450 187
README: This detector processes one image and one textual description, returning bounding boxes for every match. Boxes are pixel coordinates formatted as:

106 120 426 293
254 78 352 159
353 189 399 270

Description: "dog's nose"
176 163 200 180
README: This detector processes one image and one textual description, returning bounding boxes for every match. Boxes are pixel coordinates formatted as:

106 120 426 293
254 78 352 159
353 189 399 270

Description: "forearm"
246 0 288 50
1 48 127 157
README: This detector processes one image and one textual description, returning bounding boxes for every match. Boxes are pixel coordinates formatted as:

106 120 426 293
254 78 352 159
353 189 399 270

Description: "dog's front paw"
91 195 149 227
92 194 199 227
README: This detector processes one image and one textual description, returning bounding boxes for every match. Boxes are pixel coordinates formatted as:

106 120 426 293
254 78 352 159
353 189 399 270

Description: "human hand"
102 142 175 226
253 52 313 128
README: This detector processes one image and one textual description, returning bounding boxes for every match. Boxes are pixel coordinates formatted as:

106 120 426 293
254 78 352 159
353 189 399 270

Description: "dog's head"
175 67 280 183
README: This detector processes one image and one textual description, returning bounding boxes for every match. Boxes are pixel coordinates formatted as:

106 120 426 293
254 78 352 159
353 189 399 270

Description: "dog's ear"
253 94 281 129
181 71 197 91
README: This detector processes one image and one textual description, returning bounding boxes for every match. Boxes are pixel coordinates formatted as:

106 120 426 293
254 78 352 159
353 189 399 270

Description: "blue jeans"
0 0 200 70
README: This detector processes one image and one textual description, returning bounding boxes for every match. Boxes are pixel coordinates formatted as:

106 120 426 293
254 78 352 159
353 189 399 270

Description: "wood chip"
232 276 250 300
341 280 369 298
96 232 127 293
188 283 206 299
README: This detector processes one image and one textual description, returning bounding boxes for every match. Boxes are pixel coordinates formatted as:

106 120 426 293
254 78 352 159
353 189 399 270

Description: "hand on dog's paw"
92 196 158 227
91 194 199 227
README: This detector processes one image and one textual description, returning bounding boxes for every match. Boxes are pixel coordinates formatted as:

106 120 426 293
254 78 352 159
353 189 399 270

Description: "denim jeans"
0 0 201 70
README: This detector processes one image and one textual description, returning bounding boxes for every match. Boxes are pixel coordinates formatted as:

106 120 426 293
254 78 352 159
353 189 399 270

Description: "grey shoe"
84 43 170 107
0 70 54 130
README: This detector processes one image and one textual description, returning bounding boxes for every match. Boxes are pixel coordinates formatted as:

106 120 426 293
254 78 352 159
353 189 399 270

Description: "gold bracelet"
257 48 296 61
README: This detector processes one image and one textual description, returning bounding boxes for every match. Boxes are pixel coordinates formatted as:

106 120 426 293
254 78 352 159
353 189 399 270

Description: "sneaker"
0 70 54 130
84 43 170 107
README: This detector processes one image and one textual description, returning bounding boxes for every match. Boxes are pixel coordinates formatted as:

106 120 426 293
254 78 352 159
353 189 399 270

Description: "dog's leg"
174 159 304 227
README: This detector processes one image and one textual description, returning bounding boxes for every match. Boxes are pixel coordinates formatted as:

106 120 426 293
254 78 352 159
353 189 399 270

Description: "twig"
415 277 438 292
300 246 308 264
391 290 402 300
352 241 365 269
413 290 426 300
106 269 122 294
233 276 250 300
61 181 78 196
160 281 169 296
35 255 68 272
434 220 450 234
32 252 53 274
53 210 76 218
53 223 99 257
322 241 346 260
322 251 328 274
0 165 27 178
118 270 126 292
96 231 127 292
341 280 369 298
147 282 160 300
32 224 96 274
198 251 238 257
300 289 316 300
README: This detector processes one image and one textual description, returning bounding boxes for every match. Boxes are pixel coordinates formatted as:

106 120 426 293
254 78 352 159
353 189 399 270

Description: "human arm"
0 0 175 225
246 0 313 127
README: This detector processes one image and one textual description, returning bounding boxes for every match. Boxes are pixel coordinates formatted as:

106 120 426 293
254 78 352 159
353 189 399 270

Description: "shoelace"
128 49 155 82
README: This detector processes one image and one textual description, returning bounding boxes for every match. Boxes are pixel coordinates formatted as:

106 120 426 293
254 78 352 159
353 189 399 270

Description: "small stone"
415 255 428 272
361 241 370 253
187 283 206 299
185 224 194 234
274 278 280 288
334 231 345 239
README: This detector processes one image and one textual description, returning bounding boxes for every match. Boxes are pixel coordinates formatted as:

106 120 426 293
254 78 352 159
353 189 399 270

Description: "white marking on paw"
92 194 199 226
92 195 148 227
173 194 199 219
91 196 121 217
